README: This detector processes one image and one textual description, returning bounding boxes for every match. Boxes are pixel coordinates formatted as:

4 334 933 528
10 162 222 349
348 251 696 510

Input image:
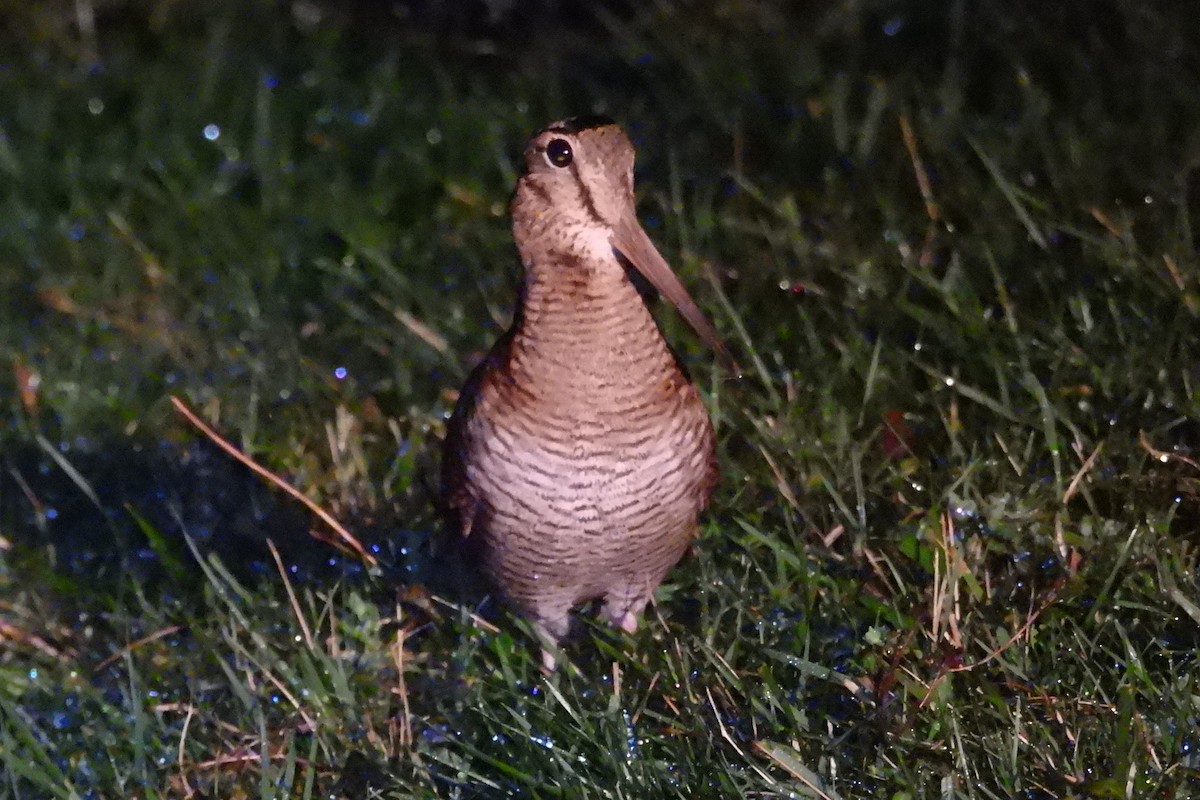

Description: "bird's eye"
545 138 573 168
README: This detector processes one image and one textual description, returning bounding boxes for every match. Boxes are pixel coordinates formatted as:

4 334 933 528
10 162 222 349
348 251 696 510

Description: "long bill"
611 216 740 375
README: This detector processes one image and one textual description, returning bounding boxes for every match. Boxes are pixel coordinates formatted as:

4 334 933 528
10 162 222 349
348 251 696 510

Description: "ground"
1 0 1198 797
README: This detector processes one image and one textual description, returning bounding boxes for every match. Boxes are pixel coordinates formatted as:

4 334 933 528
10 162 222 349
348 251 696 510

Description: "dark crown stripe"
547 114 616 135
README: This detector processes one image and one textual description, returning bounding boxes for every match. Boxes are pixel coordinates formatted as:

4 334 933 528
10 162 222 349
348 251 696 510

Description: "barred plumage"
441 117 726 668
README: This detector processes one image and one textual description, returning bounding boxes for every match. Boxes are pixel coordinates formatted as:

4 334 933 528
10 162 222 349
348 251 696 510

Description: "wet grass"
2 0 1199 797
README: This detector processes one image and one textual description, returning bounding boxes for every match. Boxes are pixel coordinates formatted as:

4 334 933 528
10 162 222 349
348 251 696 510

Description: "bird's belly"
465 407 711 604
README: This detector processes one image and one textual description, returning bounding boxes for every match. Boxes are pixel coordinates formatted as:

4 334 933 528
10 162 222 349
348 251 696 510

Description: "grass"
1 0 1199 796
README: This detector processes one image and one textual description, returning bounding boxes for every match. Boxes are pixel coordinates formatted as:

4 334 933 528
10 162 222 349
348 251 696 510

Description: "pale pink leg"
602 587 649 635
532 609 570 673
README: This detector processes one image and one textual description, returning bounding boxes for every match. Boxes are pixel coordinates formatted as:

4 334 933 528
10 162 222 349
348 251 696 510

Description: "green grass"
2 0 1199 796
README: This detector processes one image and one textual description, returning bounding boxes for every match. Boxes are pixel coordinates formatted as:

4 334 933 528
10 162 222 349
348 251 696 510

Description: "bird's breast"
467 352 713 513
440 252 719 617
454 281 716 528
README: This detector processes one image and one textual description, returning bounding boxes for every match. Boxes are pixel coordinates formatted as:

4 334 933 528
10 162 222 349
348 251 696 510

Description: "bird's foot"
532 614 570 673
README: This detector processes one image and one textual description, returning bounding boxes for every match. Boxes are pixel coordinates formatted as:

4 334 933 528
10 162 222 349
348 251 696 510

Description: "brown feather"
441 117 722 655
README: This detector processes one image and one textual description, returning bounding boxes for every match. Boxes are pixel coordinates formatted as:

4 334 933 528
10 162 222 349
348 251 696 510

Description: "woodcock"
441 116 732 667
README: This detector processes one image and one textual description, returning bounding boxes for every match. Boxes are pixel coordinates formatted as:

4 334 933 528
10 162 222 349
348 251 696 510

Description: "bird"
441 115 732 669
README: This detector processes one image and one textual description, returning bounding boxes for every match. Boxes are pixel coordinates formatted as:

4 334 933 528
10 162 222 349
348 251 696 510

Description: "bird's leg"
540 647 559 673
533 610 571 673
602 589 647 635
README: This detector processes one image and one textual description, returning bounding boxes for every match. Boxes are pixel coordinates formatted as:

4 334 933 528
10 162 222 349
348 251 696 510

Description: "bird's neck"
507 254 673 382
